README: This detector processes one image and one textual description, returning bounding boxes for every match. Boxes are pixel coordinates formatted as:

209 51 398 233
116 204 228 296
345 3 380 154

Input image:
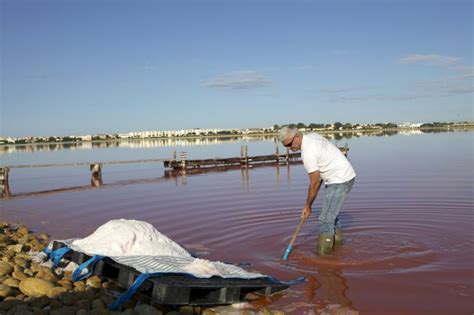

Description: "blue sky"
2 0 473 137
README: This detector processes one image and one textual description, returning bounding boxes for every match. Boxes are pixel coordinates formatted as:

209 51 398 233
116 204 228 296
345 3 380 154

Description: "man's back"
301 133 356 185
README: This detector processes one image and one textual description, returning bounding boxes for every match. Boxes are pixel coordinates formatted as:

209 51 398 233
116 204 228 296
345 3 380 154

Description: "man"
278 126 356 255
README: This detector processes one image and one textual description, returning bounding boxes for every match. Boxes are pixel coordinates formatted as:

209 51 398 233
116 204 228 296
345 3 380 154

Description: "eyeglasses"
283 134 297 148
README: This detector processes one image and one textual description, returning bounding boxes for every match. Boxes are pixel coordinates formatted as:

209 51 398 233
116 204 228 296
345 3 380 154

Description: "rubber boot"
334 227 343 246
317 234 334 255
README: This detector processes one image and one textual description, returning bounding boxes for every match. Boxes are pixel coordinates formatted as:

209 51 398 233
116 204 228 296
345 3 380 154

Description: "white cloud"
447 86 474 94
449 65 474 78
330 94 422 102
203 70 271 90
320 86 370 93
414 77 474 95
399 54 461 66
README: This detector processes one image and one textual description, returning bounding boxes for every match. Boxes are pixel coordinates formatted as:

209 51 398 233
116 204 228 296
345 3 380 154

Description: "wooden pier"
164 144 348 171
1 144 348 198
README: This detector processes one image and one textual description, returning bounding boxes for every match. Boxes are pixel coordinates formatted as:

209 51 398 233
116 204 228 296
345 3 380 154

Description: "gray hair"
278 126 300 142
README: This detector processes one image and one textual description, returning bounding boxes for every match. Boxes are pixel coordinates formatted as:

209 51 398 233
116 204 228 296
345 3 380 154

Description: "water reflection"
3 129 466 155
3 159 301 199
309 267 356 313
0 136 274 155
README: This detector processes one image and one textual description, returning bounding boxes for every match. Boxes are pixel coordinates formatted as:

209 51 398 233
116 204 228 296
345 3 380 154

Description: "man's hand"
301 205 312 219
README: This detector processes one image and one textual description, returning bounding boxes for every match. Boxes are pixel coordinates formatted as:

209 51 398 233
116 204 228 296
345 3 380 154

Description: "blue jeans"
319 178 355 235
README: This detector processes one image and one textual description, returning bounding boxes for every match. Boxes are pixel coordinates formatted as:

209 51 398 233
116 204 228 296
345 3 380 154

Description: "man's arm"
301 171 321 219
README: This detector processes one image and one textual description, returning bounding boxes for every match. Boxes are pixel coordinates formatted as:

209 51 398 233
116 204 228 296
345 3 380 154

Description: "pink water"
2 132 473 314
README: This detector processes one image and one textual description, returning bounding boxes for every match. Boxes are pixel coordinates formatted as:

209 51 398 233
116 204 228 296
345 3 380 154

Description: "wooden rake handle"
282 217 306 260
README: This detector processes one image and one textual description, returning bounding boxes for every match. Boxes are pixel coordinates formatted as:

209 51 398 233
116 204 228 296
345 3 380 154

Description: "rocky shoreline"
0 222 284 315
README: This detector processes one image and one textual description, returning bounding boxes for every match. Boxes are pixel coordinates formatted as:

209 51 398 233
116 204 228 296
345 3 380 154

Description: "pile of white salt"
68 219 262 278
71 219 191 258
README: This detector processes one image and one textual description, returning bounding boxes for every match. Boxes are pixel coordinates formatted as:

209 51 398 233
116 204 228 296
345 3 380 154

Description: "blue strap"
285 276 307 285
109 272 161 310
72 255 106 282
267 275 307 286
47 247 72 268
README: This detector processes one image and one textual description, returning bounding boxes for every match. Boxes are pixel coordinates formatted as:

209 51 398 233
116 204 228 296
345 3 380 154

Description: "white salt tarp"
58 219 264 279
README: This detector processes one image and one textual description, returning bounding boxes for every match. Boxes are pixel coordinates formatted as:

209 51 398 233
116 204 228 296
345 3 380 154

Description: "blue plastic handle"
282 244 292 260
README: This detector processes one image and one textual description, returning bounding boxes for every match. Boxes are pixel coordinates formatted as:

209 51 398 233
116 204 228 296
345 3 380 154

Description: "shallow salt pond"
2 131 473 314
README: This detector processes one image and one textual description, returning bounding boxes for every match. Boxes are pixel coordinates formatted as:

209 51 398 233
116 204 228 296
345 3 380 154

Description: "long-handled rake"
282 217 306 260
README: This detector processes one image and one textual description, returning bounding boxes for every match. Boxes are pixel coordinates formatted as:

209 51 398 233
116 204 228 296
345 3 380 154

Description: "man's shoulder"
303 132 325 144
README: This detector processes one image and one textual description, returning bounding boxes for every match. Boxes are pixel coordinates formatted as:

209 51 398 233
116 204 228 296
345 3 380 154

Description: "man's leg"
318 179 354 254
334 179 354 245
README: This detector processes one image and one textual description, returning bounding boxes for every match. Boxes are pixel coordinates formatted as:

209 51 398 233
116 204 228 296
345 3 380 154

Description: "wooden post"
90 163 102 182
275 141 280 163
91 176 103 188
0 167 11 198
285 148 289 164
245 145 248 167
180 152 187 170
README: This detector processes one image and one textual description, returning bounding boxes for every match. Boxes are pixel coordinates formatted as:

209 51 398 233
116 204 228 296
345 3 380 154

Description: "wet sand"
2 132 473 314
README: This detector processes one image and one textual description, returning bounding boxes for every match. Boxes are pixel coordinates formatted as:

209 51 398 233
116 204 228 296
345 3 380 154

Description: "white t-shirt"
301 133 356 185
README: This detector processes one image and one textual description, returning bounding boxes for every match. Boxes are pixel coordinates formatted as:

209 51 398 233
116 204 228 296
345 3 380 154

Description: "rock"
0 283 13 297
74 299 90 310
16 226 29 236
49 299 63 309
38 233 49 241
12 270 28 281
3 277 20 288
32 266 49 275
28 295 50 309
60 291 78 306
49 306 79 315
76 310 88 315
73 281 86 288
91 298 106 309
47 286 68 298
86 275 102 289
102 281 124 292
23 269 34 277
35 269 58 283
8 244 24 253
0 299 24 311
133 304 163 315
6 304 32 315
16 293 26 300
178 305 194 314
57 279 73 290
271 311 285 315
19 278 55 297
89 309 110 315
31 307 48 315
73 285 86 293
0 261 13 276
75 288 95 300
14 257 29 269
